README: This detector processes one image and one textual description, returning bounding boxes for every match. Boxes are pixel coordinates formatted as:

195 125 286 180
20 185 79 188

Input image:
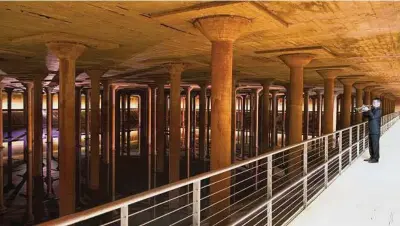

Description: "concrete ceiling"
0 1 399 97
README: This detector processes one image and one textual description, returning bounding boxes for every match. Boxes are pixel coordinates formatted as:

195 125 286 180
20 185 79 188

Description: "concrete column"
147 86 156 188
364 88 372 106
390 99 393 113
339 79 356 128
311 96 316 138
5 88 14 190
155 81 166 173
32 75 46 219
195 14 251 166
24 82 34 222
45 87 53 196
316 91 323 136
120 93 126 156
383 97 387 115
303 88 311 140
0 82 5 214
354 83 368 124
184 86 192 178
283 85 290 145
198 83 207 160
109 84 117 201
281 95 286 147
271 90 278 149
252 89 261 156
32 76 44 178
240 95 246 158
84 89 90 188
262 79 273 151
333 92 339 131
279 54 314 145
231 79 237 162
75 87 82 204
166 63 184 183
86 70 104 191
147 86 154 189
102 80 110 164
317 70 341 134
194 15 251 222
23 89 28 162
47 42 85 216
126 94 131 156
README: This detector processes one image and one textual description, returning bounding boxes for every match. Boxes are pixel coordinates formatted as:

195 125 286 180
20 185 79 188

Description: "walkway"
289 121 400 226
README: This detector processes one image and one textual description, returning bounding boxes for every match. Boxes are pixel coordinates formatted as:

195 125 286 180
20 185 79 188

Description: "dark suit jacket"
363 107 381 135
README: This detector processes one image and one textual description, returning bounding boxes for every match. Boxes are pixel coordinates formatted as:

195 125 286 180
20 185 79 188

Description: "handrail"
39 112 400 226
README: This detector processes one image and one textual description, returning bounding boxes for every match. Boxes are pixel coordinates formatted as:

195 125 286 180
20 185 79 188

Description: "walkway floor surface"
289 121 400 226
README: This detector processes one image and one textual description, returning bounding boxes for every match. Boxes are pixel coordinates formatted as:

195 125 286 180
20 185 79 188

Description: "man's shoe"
364 158 372 161
368 159 379 163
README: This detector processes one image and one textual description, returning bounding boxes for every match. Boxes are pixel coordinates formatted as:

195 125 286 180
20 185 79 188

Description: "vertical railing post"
349 127 352 163
303 142 308 207
357 125 360 156
267 155 272 226
363 124 366 152
121 205 129 226
267 155 272 199
267 200 272 226
338 131 342 174
324 136 328 187
193 181 201 226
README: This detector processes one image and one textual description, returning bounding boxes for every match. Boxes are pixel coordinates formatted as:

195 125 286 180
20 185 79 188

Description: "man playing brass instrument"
362 98 382 163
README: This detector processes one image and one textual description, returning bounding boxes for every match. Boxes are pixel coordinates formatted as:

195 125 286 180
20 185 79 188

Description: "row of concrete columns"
0 15 398 222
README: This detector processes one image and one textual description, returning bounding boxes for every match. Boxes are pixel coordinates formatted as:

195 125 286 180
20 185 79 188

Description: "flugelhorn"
354 105 372 113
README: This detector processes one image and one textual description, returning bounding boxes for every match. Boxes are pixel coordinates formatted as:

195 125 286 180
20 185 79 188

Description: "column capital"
46 42 86 60
148 84 157 89
262 78 275 87
198 80 210 88
101 79 110 86
164 63 186 76
315 89 323 95
364 85 379 92
45 86 54 93
154 77 168 85
184 86 193 92
281 83 290 91
23 82 34 90
194 15 251 42
317 69 342 79
86 69 107 79
353 82 372 90
279 53 315 68
270 89 280 96
110 84 119 91
339 78 357 86
304 87 314 93
372 89 385 96
4 87 14 93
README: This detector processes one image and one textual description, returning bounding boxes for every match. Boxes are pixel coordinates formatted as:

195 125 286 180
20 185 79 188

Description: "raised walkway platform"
289 121 400 226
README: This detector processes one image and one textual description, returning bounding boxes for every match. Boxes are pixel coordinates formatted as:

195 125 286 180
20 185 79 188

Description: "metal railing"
40 112 400 226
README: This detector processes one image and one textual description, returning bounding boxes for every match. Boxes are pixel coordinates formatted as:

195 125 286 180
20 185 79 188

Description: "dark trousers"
369 134 380 160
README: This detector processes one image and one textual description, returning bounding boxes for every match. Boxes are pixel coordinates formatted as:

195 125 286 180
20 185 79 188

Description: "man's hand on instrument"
362 106 370 112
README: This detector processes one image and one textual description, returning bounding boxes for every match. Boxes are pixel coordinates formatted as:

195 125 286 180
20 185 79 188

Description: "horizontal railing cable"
38 112 400 226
